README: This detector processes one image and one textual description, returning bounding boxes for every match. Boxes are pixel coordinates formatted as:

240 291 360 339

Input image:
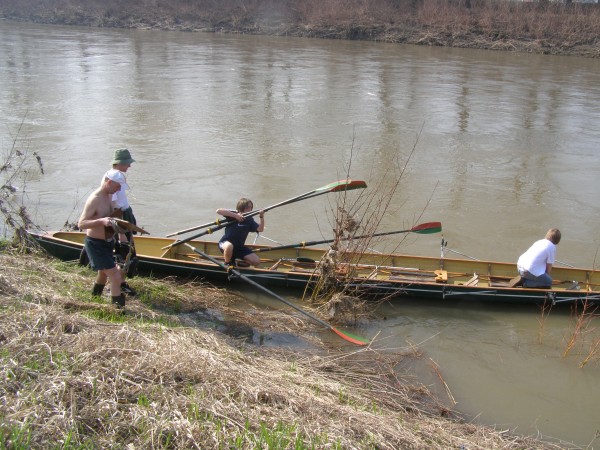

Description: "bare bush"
308 131 429 323
0 118 44 250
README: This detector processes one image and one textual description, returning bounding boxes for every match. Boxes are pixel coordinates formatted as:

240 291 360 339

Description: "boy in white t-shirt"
513 228 561 288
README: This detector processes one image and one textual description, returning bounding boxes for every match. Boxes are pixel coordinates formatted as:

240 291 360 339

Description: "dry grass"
0 249 565 448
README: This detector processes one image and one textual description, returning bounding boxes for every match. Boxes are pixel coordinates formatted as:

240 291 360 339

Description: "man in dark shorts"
79 148 139 294
78 169 128 308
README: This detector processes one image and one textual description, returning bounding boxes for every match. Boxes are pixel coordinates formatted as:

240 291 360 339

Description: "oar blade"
186 243 368 346
316 179 367 193
411 221 442 234
331 327 369 346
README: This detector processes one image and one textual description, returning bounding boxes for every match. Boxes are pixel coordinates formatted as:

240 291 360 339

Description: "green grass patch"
136 282 184 313
83 308 128 323
0 419 33 450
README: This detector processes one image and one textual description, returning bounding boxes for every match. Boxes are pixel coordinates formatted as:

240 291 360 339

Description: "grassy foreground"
0 249 565 449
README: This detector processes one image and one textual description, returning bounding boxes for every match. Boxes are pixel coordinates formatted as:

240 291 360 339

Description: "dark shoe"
120 282 137 296
92 283 105 296
111 295 126 309
508 276 523 288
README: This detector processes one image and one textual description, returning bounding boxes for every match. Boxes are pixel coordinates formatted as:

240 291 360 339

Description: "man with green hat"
111 148 136 226
110 148 138 296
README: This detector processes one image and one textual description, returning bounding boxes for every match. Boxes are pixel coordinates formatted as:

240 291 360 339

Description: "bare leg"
221 241 234 264
95 271 108 285
244 252 261 267
103 267 122 296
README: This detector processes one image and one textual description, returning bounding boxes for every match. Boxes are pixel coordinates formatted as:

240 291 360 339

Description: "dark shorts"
122 206 136 225
218 241 254 260
121 206 137 239
84 236 116 271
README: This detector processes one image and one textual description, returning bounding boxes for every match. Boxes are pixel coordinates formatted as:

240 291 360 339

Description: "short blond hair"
545 228 561 245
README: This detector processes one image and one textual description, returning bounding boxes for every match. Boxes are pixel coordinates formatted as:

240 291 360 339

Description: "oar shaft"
164 179 367 246
166 217 233 237
184 245 330 329
165 190 318 238
256 222 441 253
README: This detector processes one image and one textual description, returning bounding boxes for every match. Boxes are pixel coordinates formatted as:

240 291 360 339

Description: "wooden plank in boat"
464 274 479 286
389 273 436 283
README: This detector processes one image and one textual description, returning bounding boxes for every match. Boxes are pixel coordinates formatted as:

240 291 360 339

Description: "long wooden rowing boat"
28 230 600 305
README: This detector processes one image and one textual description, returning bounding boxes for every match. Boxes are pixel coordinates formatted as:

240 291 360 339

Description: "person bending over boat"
216 198 265 268
78 169 128 308
514 228 561 288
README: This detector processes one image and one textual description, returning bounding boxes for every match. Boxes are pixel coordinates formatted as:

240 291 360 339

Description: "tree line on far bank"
1 0 599 56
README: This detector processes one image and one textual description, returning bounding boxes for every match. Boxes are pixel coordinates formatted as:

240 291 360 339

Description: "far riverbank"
1 0 599 58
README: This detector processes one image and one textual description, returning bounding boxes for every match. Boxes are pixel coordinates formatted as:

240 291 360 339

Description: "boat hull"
28 231 600 305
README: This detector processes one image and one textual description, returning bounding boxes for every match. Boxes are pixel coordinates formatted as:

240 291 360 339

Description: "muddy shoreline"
0 249 565 448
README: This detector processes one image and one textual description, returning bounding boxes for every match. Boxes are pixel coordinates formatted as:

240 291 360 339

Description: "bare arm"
257 210 265 233
216 208 244 222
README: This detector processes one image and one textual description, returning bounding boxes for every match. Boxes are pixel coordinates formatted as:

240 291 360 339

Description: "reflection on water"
2 20 600 447
364 299 600 447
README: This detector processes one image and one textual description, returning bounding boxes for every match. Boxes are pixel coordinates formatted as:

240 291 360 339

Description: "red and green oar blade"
184 243 369 346
331 327 370 346
408 221 442 234
255 221 442 253
350 221 442 239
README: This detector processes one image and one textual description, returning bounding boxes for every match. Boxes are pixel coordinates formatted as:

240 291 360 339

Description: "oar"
162 179 368 250
254 222 442 253
165 179 368 238
184 243 369 346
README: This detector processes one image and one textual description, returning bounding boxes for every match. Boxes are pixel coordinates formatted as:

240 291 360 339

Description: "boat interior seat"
434 270 448 283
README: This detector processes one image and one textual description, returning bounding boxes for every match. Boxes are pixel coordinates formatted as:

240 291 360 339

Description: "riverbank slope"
0 249 565 448
1 0 599 58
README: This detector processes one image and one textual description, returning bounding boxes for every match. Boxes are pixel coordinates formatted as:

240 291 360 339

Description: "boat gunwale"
29 230 600 303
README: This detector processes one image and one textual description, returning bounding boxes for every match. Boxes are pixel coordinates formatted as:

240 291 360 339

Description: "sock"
92 283 105 296
111 295 126 308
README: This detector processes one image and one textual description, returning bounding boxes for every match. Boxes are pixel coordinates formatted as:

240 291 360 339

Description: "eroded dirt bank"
1 0 599 58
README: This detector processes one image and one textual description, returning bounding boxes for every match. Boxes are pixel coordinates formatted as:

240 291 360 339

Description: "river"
2 20 600 448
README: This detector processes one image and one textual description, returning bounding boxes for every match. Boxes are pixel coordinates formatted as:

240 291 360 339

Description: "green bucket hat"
112 148 135 165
